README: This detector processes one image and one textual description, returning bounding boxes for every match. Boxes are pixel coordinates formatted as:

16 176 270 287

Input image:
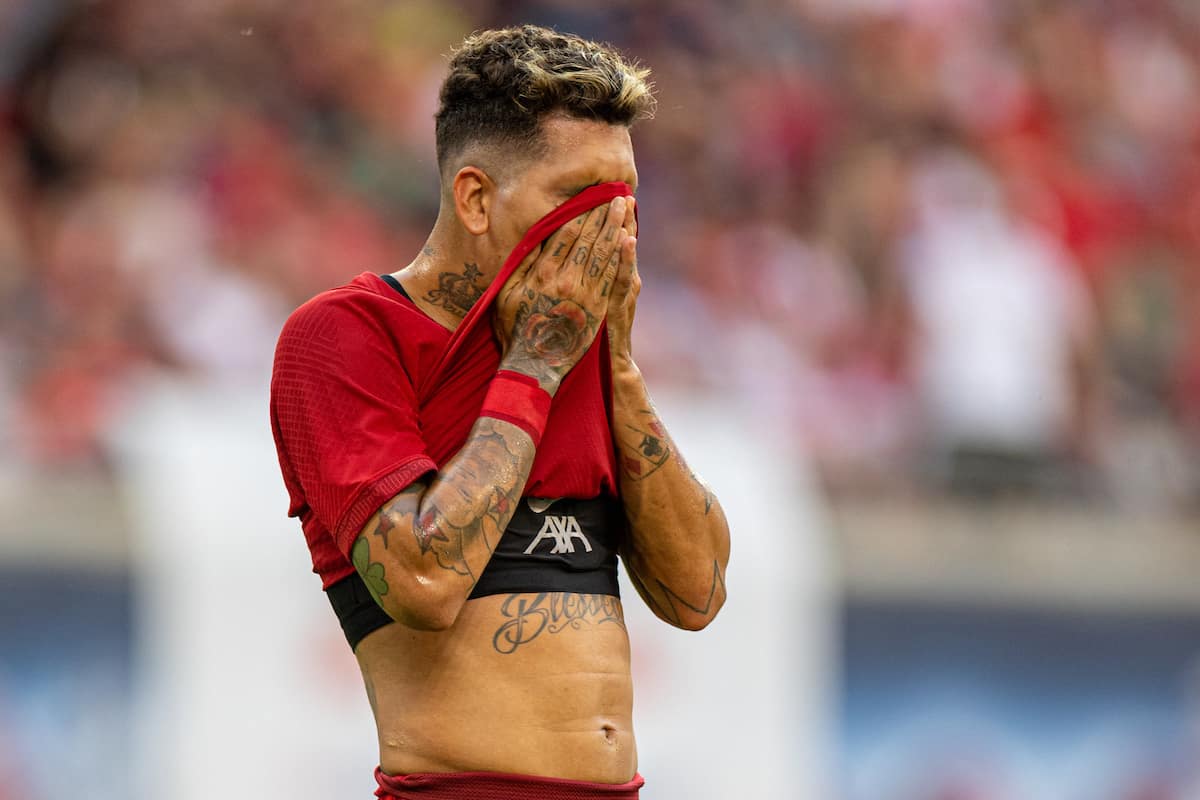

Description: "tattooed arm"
612 368 731 631
350 198 630 630
350 418 535 631
606 202 731 631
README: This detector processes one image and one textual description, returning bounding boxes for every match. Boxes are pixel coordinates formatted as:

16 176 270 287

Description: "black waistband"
327 495 624 650
468 495 623 599
327 568 392 651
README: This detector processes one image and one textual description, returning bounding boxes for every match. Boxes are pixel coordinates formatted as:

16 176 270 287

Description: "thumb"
500 243 543 296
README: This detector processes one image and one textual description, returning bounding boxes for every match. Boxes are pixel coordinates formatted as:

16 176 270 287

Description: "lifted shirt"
269 182 631 591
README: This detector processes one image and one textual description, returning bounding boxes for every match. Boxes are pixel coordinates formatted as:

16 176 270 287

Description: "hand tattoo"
502 290 599 389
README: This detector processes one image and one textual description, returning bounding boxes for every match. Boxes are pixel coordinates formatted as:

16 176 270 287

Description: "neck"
395 217 498 330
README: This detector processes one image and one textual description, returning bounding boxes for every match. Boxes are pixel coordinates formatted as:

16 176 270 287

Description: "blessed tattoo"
492 592 625 654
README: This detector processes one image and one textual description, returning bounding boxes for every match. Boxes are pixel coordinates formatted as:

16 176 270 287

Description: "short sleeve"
270 296 437 555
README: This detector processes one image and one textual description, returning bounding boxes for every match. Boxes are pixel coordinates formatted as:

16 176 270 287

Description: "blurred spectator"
901 143 1099 498
0 0 1199 511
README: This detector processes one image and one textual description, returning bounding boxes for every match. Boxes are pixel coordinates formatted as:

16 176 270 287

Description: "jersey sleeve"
271 296 437 555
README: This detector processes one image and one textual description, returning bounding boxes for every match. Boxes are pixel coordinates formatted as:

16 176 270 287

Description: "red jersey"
270 183 631 587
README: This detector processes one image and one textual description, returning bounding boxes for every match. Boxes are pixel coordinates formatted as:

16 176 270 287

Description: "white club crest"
524 515 593 555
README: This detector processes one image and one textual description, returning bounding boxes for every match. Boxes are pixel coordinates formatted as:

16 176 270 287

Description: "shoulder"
280 273 393 341
272 272 443 392
277 272 440 356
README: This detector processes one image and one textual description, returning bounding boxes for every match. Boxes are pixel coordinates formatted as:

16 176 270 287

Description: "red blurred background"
4 2 1200 799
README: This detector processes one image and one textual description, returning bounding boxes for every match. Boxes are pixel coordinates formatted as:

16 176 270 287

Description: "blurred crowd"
3 0 1200 510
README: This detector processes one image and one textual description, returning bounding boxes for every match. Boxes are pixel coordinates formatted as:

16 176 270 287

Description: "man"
270 25 730 799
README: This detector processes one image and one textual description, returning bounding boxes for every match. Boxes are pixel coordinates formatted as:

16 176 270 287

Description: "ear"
451 166 493 236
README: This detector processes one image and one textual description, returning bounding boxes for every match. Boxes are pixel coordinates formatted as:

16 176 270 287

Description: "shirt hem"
333 455 437 553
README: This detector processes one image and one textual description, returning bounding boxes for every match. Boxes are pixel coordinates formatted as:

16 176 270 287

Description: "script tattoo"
424 262 485 318
492 592 625 655
593 243 619 283
502 291 599 389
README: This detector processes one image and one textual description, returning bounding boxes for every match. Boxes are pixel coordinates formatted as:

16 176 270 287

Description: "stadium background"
4 0 1200 797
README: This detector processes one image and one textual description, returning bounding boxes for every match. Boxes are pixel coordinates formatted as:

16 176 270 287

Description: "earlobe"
452 166 492 236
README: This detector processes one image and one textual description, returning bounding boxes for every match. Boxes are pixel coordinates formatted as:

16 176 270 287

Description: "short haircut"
435 25 655 177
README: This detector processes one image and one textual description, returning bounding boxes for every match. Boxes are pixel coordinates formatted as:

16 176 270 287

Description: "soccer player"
270 25 730 799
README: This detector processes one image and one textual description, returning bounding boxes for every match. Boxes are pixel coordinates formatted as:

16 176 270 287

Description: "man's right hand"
494 196 629 395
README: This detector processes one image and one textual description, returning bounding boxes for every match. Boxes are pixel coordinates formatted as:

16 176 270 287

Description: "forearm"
352 411 537 630
612 360 730 630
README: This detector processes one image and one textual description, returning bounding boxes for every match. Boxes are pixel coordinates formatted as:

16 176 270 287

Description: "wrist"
479 369 553 446
498 353 563 397
609 354 641 382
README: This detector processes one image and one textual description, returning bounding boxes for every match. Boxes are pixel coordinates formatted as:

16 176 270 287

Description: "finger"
539 212 589 276
517 242 542 272
622 236 639 288
600 229 627 299
601 196 627 245
621 196 637 239
561 200 613 275
501 242 542 296
585 196 627 281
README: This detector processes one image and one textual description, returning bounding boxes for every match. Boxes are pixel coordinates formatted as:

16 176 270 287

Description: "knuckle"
582 217 604 238
546 239 569 261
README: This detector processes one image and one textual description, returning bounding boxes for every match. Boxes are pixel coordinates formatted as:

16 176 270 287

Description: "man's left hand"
605 197 639 366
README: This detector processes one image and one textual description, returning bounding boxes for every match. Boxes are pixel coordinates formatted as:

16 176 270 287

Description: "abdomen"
356 592 637 783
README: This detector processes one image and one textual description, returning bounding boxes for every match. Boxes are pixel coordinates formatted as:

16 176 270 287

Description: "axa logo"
524 515 593 555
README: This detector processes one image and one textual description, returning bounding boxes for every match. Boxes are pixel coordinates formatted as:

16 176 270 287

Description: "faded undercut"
435 25 655 178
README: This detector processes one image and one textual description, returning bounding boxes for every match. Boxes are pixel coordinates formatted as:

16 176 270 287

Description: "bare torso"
355 591 636 783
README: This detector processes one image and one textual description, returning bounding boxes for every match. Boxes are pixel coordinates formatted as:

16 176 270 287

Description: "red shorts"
373 767 644 799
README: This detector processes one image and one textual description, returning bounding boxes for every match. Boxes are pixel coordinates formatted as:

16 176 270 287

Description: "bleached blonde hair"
435 25 655 174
